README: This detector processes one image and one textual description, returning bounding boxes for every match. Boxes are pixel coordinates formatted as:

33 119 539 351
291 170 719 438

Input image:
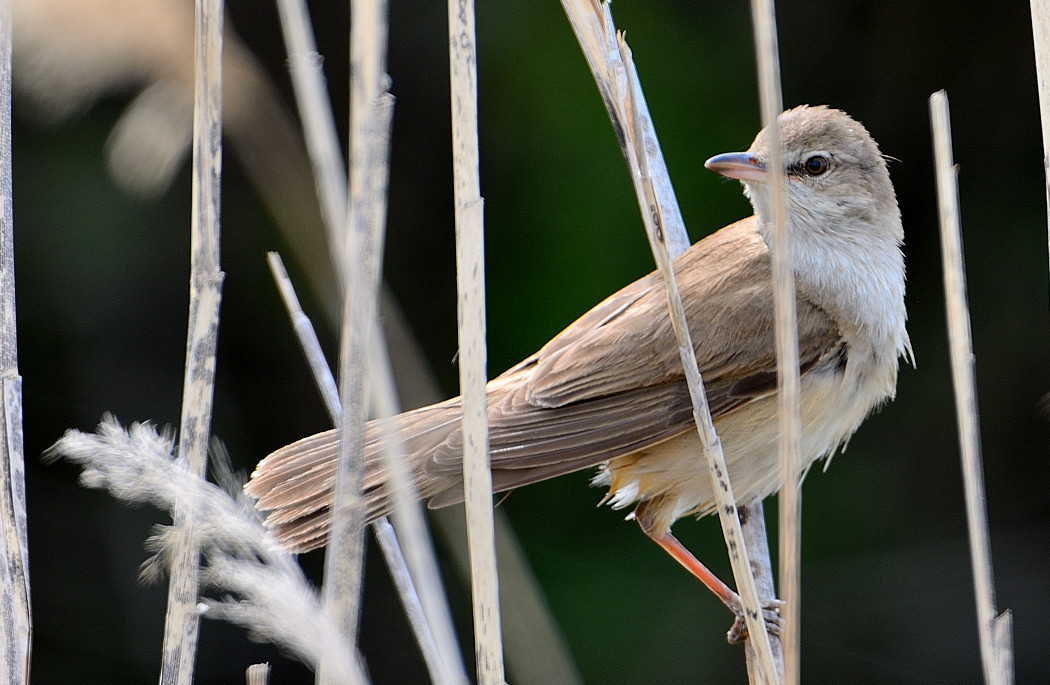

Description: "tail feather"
247 368 694 551
247 400 465 551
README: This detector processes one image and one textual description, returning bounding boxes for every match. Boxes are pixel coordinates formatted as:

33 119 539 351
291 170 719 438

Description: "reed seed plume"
46 416 365 681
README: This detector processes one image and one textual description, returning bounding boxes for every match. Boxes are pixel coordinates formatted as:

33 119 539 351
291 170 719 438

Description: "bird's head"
705 105 901 250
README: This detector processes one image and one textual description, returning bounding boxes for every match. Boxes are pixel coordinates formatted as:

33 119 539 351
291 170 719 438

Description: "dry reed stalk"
271 9 456 664
268 252 468 684
618 35 778 684
929 90 1014 685
48 418 370 683
1030 0 1050 272
246 662 270 685
367 322 470 685
558 1 778 680
322 5 468 683
273 0 349 266
747 0 798 682
447 0 506 682
158 0 224 682
271 2 573 679
267 253 343 417
739 500 780 684
318 0 391 677
0 0 29 681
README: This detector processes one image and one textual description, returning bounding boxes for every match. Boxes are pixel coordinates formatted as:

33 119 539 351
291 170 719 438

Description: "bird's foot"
725 598 783 645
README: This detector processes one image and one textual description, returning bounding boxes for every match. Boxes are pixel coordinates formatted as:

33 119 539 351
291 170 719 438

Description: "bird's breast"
593 355 892 536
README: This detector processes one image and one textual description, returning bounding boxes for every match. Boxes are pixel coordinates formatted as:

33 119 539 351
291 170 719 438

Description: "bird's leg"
646 528 742 611
639 518 780 644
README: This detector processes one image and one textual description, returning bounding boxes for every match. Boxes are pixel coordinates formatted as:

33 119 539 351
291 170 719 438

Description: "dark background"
16 1 1049 683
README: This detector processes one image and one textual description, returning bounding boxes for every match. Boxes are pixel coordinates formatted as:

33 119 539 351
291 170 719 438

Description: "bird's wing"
426 217 845 498
249 216 848 541
524 216 839 407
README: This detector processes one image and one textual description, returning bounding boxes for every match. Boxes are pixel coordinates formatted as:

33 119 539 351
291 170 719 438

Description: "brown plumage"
249 218 843 550
248 106 909 560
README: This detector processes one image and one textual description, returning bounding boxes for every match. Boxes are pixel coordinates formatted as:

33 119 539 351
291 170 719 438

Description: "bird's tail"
247 398 465 552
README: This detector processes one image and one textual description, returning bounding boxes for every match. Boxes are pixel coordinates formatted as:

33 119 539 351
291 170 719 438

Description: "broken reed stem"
447 0 505 682
0 0 30 680
271 0 590 677
928 90 1014 685
246 663 271 685
158 0 224 683
287 3 467 682
267 253 342 418
320 0 390 676
558 0 689 257
749 0 798 682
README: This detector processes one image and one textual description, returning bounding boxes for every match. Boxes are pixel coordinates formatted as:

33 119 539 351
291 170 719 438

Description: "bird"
247 104 911 628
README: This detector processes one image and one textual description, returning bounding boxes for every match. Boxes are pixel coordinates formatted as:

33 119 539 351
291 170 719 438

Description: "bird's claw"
725 598 783 645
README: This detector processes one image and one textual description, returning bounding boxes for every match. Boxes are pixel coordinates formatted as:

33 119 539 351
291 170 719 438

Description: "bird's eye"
803 155 830 176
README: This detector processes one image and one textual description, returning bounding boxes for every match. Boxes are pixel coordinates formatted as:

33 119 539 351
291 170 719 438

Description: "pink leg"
648 530 741 611
644 529 782 643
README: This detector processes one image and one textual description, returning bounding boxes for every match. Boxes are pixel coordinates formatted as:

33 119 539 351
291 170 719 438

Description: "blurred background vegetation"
15 0 1049 683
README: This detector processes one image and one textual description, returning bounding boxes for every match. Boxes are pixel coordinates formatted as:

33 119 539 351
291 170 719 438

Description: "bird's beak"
704 152 768 182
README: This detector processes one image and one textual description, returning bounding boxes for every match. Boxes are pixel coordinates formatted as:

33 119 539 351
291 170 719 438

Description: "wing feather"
425 217 844 486
250 216 847 547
